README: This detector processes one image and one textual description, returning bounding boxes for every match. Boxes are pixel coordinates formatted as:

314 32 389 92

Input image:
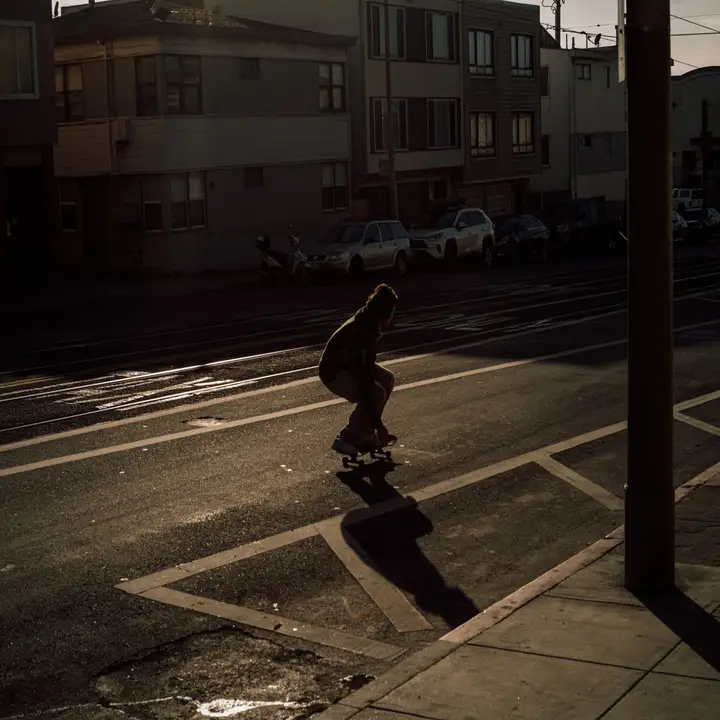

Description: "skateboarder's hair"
365 284 397 320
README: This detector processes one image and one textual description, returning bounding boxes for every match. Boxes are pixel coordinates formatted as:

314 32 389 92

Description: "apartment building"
672 66 720 206
220 0 542 223
460 0 541 215
533 40 627 213
53 1 354 273
0 0 57 287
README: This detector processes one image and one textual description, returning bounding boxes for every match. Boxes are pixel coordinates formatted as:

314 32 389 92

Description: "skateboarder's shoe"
332 435 360 455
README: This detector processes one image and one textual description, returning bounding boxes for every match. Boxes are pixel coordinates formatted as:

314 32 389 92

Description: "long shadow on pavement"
338 460 479 629
634 589 720 672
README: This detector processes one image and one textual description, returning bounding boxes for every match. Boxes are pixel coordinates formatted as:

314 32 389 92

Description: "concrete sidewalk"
319 474 720 720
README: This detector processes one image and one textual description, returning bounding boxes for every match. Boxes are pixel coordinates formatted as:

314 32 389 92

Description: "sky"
57 0 719 75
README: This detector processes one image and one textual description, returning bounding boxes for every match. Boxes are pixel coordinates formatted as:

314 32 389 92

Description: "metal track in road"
4 260 720 379
7 254 720 366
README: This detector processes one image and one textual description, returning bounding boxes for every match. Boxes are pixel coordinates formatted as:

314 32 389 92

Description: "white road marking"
674 412 720 437
531 453 624 511
316 517 433 633
138 587 405 661
114 407 720 657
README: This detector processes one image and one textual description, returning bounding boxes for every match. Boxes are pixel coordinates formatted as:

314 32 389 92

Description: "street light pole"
384 0 399 219
624 0 675 592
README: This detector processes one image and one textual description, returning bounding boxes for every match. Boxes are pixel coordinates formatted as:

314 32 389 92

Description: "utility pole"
384 0 399 219
554 0 563 47
624 0 675 592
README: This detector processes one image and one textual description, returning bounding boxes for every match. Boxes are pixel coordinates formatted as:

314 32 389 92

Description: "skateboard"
337 437 397 468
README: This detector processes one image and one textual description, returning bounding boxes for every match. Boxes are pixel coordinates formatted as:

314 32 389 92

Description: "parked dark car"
683 207 720 239
539 197 619 256
493 214 552 263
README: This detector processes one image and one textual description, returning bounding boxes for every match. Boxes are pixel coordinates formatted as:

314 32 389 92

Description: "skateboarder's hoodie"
319 284 398 454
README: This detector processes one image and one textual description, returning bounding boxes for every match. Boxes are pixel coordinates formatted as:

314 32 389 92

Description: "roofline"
672 66 720 81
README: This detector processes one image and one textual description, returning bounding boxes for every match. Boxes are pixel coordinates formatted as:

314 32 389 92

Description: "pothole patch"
183 417 228 428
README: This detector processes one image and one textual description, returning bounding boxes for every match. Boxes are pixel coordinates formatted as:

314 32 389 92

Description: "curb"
316 463 720 719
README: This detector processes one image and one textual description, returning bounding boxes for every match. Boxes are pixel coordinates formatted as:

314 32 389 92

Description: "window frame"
135 56 158 117
169 171 207 232
427 98 459 150
142 176 164 234
510 33 535 79
164 55 202 115
512 111 535 155
371 97 409 153
57 183 79 234
469 111 497 159
321 162 349 213
576 63 592 81
55 63 85 123
0 20 38 99
425 11 457 63
319 62 346 113
369 2 406 60
468 28 494 77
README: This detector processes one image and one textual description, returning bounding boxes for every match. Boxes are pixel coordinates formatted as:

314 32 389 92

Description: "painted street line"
115 403 720 658
3 315 720 473
530 453 624 511
317 517 433 633
139 586 405 661
674 411 720 438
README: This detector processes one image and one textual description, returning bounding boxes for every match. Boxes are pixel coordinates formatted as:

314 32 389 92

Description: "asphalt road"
1 247 720 719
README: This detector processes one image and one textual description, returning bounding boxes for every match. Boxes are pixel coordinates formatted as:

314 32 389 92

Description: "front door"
5 165 48 288
378 222 398 268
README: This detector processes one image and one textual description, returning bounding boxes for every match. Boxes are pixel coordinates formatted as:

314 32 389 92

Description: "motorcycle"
256 232 310 286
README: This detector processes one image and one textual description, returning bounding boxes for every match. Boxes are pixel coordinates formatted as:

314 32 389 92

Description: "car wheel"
394 251 408 277
444 240 458 269
480 240 493 269
348 255 364 279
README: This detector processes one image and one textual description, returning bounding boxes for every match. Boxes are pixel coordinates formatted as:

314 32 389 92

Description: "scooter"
256 232 310 286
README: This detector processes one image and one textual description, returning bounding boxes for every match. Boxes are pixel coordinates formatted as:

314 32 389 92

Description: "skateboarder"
319 284 398 455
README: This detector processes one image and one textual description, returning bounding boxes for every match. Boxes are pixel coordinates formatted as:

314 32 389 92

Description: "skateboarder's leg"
373 364 395 414
324 371 384 448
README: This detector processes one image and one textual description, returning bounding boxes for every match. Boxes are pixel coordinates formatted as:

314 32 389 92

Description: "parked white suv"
409 205 495 268
673 188 704 213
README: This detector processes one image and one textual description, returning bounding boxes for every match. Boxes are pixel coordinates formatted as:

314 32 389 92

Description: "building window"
371 98 408 153
576 63 591 80
511 34 534 78
244 166 264 189
468 30 494 76
469 112 496 158
170 172 206 230
55 64 84 123
165 56 201 114
142 176 164 232
428 99 459 149
0 22 36 97
239 57 260 79
541 135 550 167
540 66 549 97
369 3 406 59
426 12 457 62
319 62 345 112
512 111 535 154
135 56 158 117
322 162 348 212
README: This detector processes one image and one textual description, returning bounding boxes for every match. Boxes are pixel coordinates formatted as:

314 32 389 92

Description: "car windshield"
684 210 704 221
321 224 365 244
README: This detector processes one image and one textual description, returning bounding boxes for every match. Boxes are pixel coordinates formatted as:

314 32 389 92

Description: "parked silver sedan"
305 219 411 279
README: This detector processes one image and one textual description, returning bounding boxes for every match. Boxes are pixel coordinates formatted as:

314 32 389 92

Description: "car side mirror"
456 221 468 231
364 236 376 245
